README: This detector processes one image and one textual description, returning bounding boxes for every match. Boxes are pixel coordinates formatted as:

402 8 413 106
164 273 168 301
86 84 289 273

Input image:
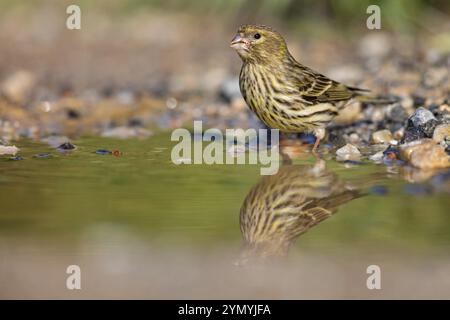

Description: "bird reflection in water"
238 160 365 265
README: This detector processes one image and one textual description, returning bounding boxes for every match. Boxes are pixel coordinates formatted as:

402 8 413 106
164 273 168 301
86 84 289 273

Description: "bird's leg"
280 150 293 165
312 128 325 156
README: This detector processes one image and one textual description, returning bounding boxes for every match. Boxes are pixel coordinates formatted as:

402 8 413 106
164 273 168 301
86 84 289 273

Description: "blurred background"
0 0 449 299
0 0 449 137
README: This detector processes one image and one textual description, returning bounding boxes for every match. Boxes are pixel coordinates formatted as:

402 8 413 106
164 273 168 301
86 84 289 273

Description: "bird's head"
230 25 288 64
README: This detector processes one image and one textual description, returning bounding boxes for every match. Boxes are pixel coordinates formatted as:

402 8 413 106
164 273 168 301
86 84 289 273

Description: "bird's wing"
293 64 366 104
285 189 362 239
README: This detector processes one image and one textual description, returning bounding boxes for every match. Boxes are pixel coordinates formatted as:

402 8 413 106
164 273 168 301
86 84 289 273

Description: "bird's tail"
348 86 399 105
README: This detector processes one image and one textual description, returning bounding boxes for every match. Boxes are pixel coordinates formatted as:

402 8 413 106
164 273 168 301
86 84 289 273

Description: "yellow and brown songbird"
230 25 370 153
238 162 363 264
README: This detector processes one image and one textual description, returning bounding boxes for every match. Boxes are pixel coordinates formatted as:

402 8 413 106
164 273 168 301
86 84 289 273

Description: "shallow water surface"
0 133 449 298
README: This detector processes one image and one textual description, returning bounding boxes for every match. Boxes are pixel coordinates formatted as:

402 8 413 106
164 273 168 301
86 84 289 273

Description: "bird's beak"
230 33 248 51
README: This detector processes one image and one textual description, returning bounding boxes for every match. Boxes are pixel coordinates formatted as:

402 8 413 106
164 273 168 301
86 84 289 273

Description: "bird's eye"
254 33 261 39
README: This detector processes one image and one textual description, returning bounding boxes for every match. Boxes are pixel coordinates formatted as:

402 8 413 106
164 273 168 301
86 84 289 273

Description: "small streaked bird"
230 25 371 153
238 162 363 264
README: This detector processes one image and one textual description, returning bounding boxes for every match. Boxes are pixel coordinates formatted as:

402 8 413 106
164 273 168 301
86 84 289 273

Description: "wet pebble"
386 104 408 123
369 151 384 162
372 129 393 144
400 139 449 169
402 107 438 143
57 142 76 151
95 149 112 155
432 123 450 144
336 143 361 161
34 153 52 158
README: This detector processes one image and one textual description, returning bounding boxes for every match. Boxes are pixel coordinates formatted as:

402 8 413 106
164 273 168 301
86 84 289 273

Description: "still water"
0 133 449 298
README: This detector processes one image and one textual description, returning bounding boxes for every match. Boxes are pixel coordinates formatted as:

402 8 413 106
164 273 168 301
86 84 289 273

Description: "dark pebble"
128 118 143 127
34 153 52 159
387 104 408 123
57 142 76 151
95 149 111 155
66 109 80 119
412 95 426 107
9 155 23 161
402 107 438 143
369 185 388 196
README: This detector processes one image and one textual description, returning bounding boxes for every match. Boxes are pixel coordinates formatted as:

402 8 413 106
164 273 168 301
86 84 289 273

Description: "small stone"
9 155 23 161
219 77 241 103
400 139 449 169
394 127 404 140
433 124 450 143
387 104 408 123
369 151 384 162
370 108 385 123
0 145 19 155
95 149 111 155
348 133 360 144
41 135 71 148
438 104 450 114
402 107 439 143
412 95 426 108
336 143 361 161
34 153 52 158
67 109 80 119
57 142 76 151
371 129 393 144
410 107 436 127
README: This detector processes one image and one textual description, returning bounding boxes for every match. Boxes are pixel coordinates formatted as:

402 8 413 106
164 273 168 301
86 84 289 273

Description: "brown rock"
400 139 449 169
433 124 450 143
336 143 361 161
371 129 393 144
